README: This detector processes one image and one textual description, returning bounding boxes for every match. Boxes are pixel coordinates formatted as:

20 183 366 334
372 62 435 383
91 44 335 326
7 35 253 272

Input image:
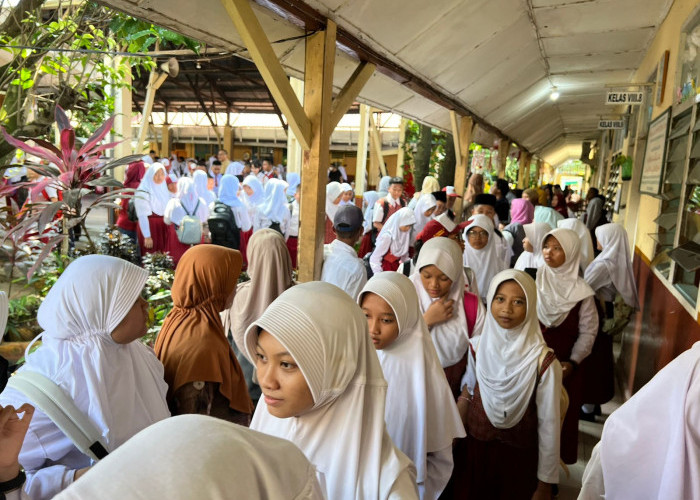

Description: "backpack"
127 198 138 222
370 199 405 247
208 202 240 250
268 221 283 235
463 291 479 337
176 200 202 245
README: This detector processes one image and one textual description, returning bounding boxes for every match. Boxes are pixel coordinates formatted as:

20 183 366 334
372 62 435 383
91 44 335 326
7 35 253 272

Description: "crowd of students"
0 164 694 500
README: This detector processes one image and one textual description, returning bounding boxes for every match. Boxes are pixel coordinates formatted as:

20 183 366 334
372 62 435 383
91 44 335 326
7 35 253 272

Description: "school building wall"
618 0 700 396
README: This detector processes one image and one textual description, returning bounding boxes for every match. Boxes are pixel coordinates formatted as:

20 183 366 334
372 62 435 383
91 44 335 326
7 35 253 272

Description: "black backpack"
268 221 283 235
207 202 240 250
127 198 138 222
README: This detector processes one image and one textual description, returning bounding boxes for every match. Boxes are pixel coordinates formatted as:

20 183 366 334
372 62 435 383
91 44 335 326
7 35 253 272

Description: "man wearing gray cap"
321 204 367 300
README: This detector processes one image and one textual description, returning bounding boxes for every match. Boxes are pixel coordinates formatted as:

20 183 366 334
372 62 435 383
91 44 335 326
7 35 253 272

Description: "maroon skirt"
137 215 169 259
166 225 191 267
324 216 336 244
240 228 253 269
286 236 298 269
358 232 373 258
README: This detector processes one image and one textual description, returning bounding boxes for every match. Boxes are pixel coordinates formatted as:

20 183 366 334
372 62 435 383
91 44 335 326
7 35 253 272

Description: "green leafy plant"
95 226 139 264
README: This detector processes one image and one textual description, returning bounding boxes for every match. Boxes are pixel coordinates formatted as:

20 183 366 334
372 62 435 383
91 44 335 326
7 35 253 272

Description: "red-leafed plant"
0 106 142 277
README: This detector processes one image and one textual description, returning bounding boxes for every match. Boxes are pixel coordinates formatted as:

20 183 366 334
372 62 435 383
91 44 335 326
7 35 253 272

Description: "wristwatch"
0 468 26 498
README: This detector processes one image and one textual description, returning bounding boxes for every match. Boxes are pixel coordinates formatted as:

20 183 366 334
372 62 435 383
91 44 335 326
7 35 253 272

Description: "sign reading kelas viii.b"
606 92 644 105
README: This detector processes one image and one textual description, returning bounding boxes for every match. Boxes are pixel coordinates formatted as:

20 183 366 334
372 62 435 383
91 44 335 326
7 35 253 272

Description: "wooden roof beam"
221 0 311 149
329 61 375 131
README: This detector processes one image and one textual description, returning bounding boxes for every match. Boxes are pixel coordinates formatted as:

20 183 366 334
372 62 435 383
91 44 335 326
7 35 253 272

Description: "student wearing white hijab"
579 341 700 500
410 238 485 371
536 227 597 465
514 222 552 272
54 415 323 500
286 172 301 200
216 174 252 233
339 182 354 205
325 181 344 244
359 273 465 500
163 177 210 265
242 174 265 233
192 170 216 206
358 190 381 258
254 178 291 235
377 175 392 197
245 282 419 500
369 207 416 275
584 223 639 311
0 255 170 499
412 194 437 239
462 215 507 302
134 162 172 258
408 175 440 209
557 218 594 272
456 270 562 499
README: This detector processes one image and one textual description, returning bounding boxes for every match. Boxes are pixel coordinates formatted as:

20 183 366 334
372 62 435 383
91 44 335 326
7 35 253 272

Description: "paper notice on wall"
471 150 485 173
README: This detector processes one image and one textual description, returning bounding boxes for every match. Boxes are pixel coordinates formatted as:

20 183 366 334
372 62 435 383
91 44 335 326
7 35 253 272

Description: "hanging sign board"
606 91 644 105
640 107 671 195
598 119 625 129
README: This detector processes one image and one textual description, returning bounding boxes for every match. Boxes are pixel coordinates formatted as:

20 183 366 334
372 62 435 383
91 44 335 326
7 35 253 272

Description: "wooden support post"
112 56 132 182
536 159 544 185
497 138 510 178
396 117 407 177
451 113 474 222
329 61 376 131
160 124 170 157
298 21 336 282
286 77 304 174
223 125 234 154
221 0 312 149
369 113 387 176
518 152 532 189
354 103 370 198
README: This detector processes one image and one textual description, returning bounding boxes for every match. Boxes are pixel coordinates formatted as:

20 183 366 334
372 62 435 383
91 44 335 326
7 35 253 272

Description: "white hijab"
362 191 380 234
325 181 344 220
557 218 594 272
473 269 549 429
518 222 552 269
55 414 323 500
376 207 416 257
410 237 469 367
536 228 595 327
134 163 171 216
413 194 437 236
1 255 170 452
193 170 216 205
598 341 700 499
585 223 640 309
261 178 290 223
242 174 265 206
246 282 415 500
462 214 507 301
164 177 203 226
534 205 564 229
359 273 465 483
339 182 353 205
286 172 301 198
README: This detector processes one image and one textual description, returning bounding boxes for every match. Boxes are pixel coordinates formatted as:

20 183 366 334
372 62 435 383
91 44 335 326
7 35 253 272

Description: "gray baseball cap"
333 204 364 232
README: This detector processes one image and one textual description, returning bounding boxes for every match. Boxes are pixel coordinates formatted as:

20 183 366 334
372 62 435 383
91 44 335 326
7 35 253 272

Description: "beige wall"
627 0 700 260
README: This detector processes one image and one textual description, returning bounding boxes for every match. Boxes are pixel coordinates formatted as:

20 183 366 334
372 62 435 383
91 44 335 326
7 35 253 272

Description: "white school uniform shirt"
321 239 367 300
373 194 403 223
134 163 172 238
359 273 465 499
370 208 416 275
286 199 300 238
462 270 562 484
164 177 209 226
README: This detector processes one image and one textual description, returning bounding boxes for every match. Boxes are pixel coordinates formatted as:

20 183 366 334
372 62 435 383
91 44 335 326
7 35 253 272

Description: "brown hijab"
154 244 253 414
224 229 294 353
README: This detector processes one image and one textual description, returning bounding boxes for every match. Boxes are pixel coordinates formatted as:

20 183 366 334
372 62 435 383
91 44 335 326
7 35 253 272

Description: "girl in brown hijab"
223 229 295 403
155 244 254 425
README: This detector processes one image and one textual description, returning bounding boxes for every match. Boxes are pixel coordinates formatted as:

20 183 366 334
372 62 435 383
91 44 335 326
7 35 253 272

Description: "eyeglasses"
466 230 489 240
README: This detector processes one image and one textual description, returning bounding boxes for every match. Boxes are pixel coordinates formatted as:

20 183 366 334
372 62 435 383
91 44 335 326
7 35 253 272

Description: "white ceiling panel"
543 28 656 56
549 51 646 73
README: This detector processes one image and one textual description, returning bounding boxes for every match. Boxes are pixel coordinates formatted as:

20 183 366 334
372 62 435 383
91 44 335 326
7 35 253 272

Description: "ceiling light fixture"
550 87 560 101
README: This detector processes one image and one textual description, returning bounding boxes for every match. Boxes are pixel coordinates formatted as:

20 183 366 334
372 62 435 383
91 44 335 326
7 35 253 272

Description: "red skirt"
286 236 298 269
240 228 253 269
358 232 373 258
324 216 336 244
381 252 401 272
166 225 191 267
137 215 169 259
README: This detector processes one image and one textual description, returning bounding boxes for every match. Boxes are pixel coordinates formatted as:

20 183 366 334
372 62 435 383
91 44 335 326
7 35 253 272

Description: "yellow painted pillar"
518 152 532 189
354 103 370 199
286 77 305 174
160 124 170 158
498 138 510 178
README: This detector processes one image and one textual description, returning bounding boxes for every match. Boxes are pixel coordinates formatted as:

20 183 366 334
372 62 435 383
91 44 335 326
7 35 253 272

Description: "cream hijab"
359 273 465 483
462 214 507 301
55 414 324 500
376 207 416 257
226 229 294 352
134 163 171 216
472 269 549 429
557 218 595 272
0 255 170 452
536 228 595 327
585 223 640 309
410 237 469 367
246 282 416 500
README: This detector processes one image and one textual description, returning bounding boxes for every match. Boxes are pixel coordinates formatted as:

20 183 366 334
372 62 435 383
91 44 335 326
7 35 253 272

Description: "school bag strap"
463 291 479 337
536 347 570 477
7 371 109 462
